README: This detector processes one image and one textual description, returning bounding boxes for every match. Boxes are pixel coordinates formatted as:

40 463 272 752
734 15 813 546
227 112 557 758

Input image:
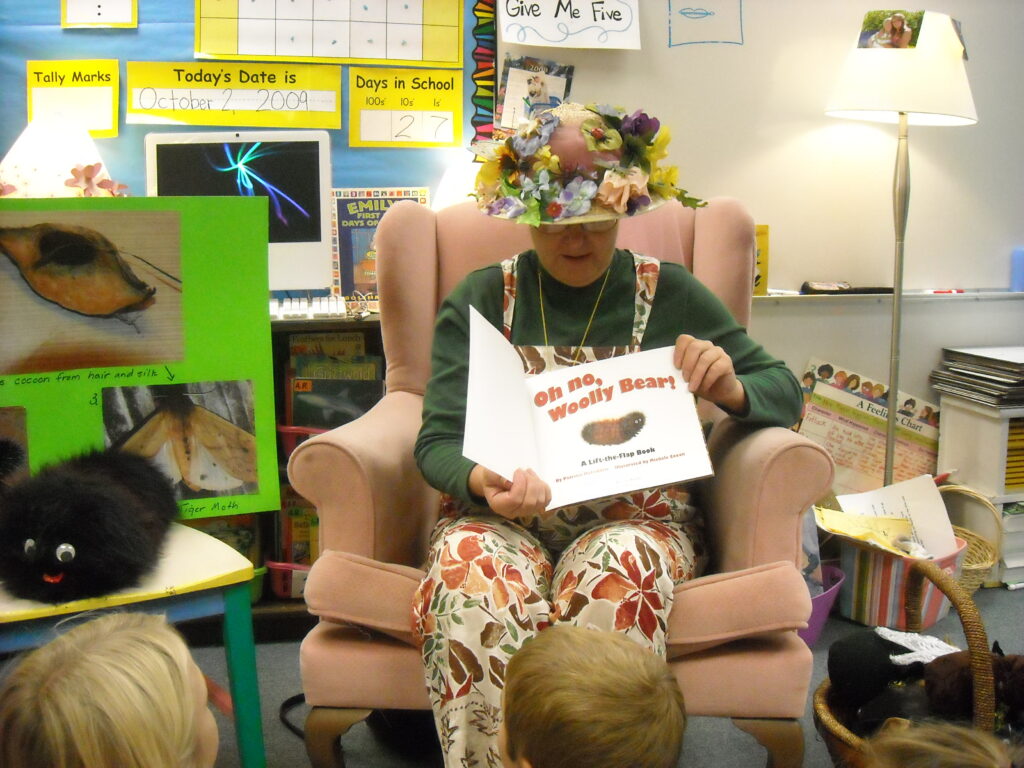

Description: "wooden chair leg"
732 718 804 768
304 707 373 768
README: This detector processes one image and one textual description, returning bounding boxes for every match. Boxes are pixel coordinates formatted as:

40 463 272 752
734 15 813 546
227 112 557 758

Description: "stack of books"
929 346 1024 408
285 331 384 430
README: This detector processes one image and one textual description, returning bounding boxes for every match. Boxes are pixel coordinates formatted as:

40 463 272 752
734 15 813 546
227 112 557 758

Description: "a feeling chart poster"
0 196 280 520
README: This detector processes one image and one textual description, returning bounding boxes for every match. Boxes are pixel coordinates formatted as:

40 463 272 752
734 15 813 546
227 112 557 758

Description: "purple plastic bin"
798 564 845 647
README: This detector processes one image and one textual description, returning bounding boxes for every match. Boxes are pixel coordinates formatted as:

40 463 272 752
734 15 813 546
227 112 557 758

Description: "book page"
464 306 540 480
464 310 713 509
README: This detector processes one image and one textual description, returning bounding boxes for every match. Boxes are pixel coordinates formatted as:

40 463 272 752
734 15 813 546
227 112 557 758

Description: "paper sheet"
835 474 958 559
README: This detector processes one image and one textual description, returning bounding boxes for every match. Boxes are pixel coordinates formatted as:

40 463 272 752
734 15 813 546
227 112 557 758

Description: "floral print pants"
411 511 702 768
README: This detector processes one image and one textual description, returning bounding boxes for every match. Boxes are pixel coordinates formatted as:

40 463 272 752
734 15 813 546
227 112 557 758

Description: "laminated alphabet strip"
26 60 119 139
348 67 462 148
125 61 342 130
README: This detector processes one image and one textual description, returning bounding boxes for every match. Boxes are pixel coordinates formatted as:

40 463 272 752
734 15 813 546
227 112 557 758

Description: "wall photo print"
857 10 923 49
104 381 258 502
0 195 279 520
0 208 183 375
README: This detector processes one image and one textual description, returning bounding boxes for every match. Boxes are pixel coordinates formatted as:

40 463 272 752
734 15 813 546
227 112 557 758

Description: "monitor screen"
145 130 332 291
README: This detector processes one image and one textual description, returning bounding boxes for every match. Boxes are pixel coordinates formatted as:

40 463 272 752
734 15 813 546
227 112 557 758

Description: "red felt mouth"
42 572 64 584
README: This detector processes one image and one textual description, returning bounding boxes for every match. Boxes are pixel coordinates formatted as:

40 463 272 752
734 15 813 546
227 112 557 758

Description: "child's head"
863 721 1021 768
0 612 218 768
501 625 686 768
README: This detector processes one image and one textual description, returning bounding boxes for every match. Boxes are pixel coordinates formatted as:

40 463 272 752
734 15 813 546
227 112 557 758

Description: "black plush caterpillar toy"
0 440 178 604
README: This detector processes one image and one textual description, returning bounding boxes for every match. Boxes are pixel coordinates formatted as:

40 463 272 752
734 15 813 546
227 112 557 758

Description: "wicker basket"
939 485 1000 594
812 558 996 768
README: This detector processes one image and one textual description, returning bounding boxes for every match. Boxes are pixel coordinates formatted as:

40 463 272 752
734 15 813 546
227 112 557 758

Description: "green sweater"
415 249 802 505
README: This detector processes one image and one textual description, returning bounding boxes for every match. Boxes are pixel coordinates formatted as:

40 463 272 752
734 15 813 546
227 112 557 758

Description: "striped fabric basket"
837 534 967 630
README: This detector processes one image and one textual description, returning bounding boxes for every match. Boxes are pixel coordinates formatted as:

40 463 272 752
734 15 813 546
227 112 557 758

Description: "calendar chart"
195 0 463 68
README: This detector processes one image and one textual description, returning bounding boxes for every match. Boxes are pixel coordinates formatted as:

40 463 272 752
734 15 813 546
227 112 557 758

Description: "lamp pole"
884 110 910 486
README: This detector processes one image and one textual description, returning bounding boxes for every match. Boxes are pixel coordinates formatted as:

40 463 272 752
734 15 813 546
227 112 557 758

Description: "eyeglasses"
537 219 618 235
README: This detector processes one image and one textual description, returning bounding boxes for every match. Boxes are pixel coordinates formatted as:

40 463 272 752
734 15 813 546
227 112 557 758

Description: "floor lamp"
825 11 976 486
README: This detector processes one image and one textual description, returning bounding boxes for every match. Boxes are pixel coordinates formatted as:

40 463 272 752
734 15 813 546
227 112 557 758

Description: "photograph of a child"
495 54 574 132
858 10 923 48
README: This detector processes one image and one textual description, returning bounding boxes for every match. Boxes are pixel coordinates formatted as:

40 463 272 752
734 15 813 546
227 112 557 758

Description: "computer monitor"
145 129 332 291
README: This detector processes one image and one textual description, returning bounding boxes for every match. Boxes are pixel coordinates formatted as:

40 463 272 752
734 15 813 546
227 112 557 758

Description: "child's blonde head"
503 625 685 768
864 721 1021 768
0 612 211 768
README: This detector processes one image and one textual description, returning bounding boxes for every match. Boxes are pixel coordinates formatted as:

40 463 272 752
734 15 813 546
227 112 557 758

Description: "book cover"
754 224 769 297
331 188 429 300
278 485 320 565
464 307 712 510
289 331 365 358
292 354 381 380
290 378 383 430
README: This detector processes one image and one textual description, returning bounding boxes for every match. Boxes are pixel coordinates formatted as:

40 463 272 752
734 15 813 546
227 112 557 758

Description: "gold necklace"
537 265 612 364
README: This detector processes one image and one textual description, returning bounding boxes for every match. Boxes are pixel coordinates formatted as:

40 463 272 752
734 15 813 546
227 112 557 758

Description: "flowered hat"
474 102 703 226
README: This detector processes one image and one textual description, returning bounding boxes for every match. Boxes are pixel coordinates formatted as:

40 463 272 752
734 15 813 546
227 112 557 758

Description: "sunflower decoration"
474 103 703 227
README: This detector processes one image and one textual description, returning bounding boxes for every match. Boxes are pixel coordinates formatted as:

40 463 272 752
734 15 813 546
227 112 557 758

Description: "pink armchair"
287 198 835 768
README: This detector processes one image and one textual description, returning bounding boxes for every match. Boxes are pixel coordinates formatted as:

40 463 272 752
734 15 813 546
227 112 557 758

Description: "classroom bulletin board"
0 196 280 519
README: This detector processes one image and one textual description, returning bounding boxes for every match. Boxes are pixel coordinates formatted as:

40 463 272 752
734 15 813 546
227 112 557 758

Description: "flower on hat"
530 146 561 176
647 163 679 201
472 101 702 225
486 195 527 219
622 110 661 142
597 167 650 214
580 115 622 154
556 177 598 219
520 169 553 200
511 111 559 158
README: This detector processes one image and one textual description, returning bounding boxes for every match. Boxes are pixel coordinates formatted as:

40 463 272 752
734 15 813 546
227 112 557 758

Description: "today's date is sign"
126 61 341 129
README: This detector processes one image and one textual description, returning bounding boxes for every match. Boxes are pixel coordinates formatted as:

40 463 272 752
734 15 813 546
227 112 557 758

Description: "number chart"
348 66 461 148
195 0 463 68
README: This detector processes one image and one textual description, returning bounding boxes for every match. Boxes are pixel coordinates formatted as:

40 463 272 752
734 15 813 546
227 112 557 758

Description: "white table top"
0 523 254 623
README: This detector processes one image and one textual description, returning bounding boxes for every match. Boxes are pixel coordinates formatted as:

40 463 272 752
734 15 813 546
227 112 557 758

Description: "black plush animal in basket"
0 440 178 603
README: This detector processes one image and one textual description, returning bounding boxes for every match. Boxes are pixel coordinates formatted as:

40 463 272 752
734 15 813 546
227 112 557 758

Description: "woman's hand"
673 334 748 413
469 465 552 520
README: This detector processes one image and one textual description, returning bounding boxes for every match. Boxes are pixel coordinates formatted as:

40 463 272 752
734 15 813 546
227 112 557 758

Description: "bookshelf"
234 314 385 632
936 394 1024 586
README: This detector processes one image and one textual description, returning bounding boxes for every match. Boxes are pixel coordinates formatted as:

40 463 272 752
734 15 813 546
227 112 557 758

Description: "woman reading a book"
411 102 802 767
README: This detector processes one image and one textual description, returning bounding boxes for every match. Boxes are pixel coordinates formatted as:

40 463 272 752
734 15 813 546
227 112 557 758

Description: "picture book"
292 354 381 380
331 187 429 300
464 307 712 510
289 331 365 358
278 485 320 566
290 377 383 430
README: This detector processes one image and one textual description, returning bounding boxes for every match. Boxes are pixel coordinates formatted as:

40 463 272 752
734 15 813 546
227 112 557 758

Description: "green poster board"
0 195 279 519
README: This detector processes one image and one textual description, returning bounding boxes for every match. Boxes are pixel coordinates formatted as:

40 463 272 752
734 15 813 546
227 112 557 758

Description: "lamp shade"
0 118 124 197
826 11 976 126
